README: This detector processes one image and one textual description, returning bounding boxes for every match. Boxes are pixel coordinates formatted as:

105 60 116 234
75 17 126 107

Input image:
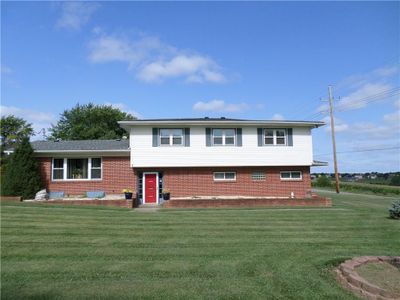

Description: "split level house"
32 118 326 204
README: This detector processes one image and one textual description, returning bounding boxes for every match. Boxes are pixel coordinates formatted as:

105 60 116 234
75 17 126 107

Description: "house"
33 118 326 204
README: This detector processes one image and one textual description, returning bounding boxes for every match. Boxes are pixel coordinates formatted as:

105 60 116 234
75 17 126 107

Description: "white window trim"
51 158 64 181
213 172 237 182
51 157 103 181
159 128 184 146
263 128 287 146
280 171 303 181
212 129 236 146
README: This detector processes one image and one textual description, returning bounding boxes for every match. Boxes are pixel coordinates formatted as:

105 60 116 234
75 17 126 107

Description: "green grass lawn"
1 192 399 300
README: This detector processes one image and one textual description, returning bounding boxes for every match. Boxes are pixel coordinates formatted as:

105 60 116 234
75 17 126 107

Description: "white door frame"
142 172 159 204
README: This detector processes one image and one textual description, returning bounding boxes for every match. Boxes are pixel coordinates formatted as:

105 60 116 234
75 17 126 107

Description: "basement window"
252 171 266 181
280 171 302 180
213 172 236 181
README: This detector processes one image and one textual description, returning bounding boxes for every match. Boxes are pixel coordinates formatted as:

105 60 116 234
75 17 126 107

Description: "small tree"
1 138 42 199
0 115 34 163
389 174 400 186
389 200 400 219
314 175 332 187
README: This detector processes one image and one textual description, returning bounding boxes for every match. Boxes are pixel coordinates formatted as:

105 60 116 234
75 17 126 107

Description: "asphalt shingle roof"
30 139 129 151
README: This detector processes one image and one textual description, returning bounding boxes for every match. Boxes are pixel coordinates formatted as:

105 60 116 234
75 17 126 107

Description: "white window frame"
51 157 102 181
212 129 236 146
251 171 266 181
280 171 302 181
263 128 287 146
213 171 237 181
159 128 184 146
52 158 64 181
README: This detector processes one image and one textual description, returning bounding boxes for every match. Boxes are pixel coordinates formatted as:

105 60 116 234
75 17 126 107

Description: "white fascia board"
119 120 325 130
34 150 130 157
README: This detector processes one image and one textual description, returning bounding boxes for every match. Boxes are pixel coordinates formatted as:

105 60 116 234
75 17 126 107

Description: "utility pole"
328 85 340 193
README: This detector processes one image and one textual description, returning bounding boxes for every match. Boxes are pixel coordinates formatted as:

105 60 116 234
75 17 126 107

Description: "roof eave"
118 120 325 128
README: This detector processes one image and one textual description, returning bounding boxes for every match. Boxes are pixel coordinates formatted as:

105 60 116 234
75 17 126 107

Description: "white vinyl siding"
129 126 313 167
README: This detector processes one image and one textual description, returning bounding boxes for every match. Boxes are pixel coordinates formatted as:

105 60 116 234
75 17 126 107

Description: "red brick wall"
38 157 311 198
145 166 311 198
38 156 135 196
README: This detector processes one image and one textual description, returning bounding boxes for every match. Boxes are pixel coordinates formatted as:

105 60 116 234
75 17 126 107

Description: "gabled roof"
30 139 129 152
118 117 325 129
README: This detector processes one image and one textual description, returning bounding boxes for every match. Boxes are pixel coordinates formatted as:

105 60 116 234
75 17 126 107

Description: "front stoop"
133 204 160 212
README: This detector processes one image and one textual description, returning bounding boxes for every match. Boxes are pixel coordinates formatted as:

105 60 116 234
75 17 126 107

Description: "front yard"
1 191 399 299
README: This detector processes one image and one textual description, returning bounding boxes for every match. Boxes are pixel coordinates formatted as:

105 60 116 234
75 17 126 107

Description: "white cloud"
321 116 349 133
193 100 248 113
271 113 285 120
104 102 141 119
138 55 225 83
0 105 57 140
88 35 163 68
337 65 399 90
88 32 227 83
56 2 99 31
317 82 394 114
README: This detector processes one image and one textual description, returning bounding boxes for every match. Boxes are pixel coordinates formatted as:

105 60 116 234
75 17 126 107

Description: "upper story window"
52 158 102 181
264 129 287 146
212 129 236 146
159 129 184 146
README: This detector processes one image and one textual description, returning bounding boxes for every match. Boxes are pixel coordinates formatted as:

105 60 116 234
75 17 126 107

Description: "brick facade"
140 166 311 198
38 156 311 199
37 156 135 196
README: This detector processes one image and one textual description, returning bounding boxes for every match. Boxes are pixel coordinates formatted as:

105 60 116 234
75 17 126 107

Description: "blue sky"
1 1 399 172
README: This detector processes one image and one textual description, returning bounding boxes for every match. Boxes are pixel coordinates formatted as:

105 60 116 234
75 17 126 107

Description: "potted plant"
72 169 83 179
162 188 171 200
122 189 134 200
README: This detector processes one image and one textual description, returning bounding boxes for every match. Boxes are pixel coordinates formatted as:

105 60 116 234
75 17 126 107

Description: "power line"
314 146 400 157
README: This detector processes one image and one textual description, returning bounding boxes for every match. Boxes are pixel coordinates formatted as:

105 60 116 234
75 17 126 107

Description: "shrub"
1 138 42 199
390 175 400 186
389 200 400 219
314 175 332 187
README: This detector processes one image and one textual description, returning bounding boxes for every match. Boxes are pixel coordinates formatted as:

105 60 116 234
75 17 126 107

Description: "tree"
314 175 332 187
390 175 400 186
49 103 136 140
1 138 43 199
0 115 34 151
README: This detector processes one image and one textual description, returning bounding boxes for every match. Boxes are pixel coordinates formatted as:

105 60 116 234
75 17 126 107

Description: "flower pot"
163 192 170 200
124 192 133 200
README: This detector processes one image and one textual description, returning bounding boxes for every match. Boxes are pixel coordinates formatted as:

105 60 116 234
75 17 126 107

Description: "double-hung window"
212 129 236 146
160 129 183 146
52 158 102 181
52 159 64 180
280 171 302 180
264 129 287 146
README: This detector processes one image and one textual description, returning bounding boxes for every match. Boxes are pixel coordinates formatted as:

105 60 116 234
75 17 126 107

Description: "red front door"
144 174 157 203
